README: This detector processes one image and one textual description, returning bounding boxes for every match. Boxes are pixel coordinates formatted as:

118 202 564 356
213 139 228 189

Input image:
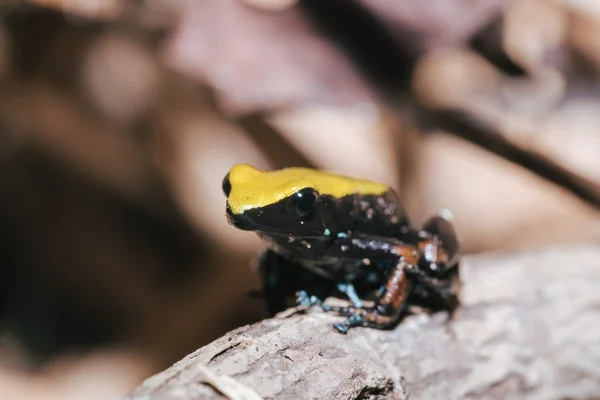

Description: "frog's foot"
332 313 365 334
330 306 398 334
296 291 398 334
296 290 325 308
405 267 460 311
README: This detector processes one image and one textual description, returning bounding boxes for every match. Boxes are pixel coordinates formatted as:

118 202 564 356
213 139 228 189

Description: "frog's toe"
296 290 311 306
333 322 349 334
296 290 325 307
332 312 365 333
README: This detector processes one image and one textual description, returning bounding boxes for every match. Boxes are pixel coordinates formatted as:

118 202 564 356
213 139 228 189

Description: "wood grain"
125 245 600 400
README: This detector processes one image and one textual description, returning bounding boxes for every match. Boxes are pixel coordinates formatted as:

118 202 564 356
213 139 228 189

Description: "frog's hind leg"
421 214 459 268
407 265 460 312
301 257 416 334
399 213 460 313
409 213 461 312
330 259 415 334
337 283 364 308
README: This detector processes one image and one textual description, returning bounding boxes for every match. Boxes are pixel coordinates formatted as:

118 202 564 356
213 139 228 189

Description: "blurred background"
1 0 599 398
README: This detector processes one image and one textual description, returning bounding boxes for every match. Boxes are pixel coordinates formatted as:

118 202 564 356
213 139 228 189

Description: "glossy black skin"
225 185 460 334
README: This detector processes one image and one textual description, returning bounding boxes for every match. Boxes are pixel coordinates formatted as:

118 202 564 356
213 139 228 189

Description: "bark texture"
125 245 600 400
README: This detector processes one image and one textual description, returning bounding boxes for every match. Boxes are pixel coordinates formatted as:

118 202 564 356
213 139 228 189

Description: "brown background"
0 0 599 399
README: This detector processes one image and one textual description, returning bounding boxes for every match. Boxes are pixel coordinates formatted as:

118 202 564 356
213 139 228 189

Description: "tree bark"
125 245 600 400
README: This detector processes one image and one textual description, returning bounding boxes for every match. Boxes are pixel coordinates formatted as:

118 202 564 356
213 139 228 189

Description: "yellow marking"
227 164 390 214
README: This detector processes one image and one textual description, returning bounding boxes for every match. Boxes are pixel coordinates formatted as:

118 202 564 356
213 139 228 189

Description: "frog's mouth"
226 203 324 237
226 206 255 231
226 207 288 235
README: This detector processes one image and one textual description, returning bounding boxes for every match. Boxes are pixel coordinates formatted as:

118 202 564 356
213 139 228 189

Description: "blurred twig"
236 115 313 168
423 109 600 208
299 0 600 211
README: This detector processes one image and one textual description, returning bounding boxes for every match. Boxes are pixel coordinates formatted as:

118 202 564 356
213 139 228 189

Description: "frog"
222 163 460 334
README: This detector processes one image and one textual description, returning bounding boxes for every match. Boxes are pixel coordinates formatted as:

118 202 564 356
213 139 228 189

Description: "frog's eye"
286 188 319 220
222 173 232 197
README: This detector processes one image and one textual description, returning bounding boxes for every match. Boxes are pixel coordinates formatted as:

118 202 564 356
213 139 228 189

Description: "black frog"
223 164 460 334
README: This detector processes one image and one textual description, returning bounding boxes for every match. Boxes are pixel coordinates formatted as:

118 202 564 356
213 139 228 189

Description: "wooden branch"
125 245 600 400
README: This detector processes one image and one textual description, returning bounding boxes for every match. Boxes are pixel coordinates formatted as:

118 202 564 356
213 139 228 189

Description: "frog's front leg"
296 282 363 314
257 250 296 315
337 283 363 308
258 250 333 316
295 277 366 312
321 235 421 333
